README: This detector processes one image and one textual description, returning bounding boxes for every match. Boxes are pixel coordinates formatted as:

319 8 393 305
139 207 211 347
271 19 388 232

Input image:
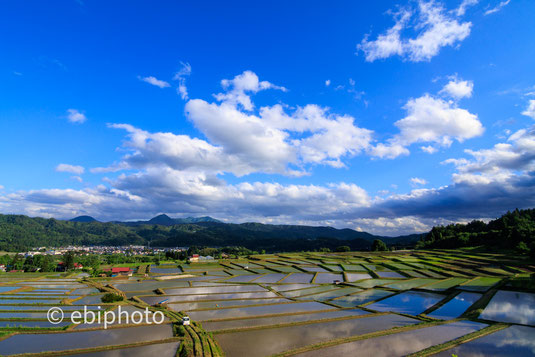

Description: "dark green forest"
0 214 421 252
417 208 535 256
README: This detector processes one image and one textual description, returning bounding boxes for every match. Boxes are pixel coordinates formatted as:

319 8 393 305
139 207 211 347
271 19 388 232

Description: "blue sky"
1 0 534 235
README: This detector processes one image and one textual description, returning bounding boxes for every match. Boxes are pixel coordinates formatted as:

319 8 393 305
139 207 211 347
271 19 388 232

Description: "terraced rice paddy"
0 249 534 356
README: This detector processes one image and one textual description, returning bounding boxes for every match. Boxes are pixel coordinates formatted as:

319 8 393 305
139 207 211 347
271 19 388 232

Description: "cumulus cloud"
90 72 373 177
395 95 482 145
66 109 87 124
55 164 85 175
410 177 428 186
439 77 473 99
174 62 192 100
325 79 331 87
369 89 483 158
444 126 535 184
212 70 286 111
484 0 510 15
522 100 535 119
358 0 472 62
421 145 438 154
138 76 170 88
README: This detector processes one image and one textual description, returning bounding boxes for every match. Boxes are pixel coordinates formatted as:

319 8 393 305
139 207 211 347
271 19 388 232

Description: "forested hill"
417 208 535 255
0 214 422 252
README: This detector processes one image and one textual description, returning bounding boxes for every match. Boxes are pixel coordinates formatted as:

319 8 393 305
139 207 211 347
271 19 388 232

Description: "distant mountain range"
70 214 221 225
0 213 424 252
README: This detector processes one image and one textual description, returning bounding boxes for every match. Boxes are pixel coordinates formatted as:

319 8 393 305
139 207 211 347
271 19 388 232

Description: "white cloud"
444 126 535 184
358 1 472 62
370 92 483 158
421 145 438 154
396 95 483 145
439 77 473 99
456 0 478 16
522 100 535 119
173 62 192 80
410 177 428 186
66 109 87 124
71 176 83 183
212 70 286 111
484 0 510 15
56 164 85 175
174 62 192 100
0 185 4 190
325 79 331 87
369 143 409 159
87 72 373 178
138 76 170 88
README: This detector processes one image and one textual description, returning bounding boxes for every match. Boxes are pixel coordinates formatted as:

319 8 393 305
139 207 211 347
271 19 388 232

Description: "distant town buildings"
19 245 187 257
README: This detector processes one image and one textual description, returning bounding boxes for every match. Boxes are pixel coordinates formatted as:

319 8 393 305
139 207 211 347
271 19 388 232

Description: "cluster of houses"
19 245 186 258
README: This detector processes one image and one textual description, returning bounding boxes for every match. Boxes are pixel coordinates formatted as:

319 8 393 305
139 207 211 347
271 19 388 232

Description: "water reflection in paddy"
113 280 190 292
70 295 106 305
0 298 63 304
292 320 486 357
203 309 369 331
0 287 19 293
0 324 174 355
352 279 399 288
64 341 181 357
164 285 267 295
435 325 535 357
345 273 371 282
265 284 313 291
331 289 394 307
480 290 535 325
253 273 286 283
0 305 101 311
314 273 344 284
281 285 339 298
188 301 335 321
367 291 444 315
215 314 419 357
295 287 361 301
300 266 329 273
140 291 278 304
168 297 290 311
375 271 405 279
281 273 314 283
0 320 72 328
428 292 481 320
383 278 438 290
150 267 181 274
224 274 261 283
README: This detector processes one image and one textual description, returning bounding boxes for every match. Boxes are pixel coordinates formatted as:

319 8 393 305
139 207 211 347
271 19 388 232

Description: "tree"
372 239 388 252
40 255 56 272
335 246 351 252
516 241 530 254
63 251 75 271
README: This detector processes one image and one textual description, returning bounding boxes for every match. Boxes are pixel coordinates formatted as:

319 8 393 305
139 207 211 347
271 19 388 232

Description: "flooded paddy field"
0 249 534 356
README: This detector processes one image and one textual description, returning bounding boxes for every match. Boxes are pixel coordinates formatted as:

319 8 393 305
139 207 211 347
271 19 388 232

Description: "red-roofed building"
103 267 133 277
